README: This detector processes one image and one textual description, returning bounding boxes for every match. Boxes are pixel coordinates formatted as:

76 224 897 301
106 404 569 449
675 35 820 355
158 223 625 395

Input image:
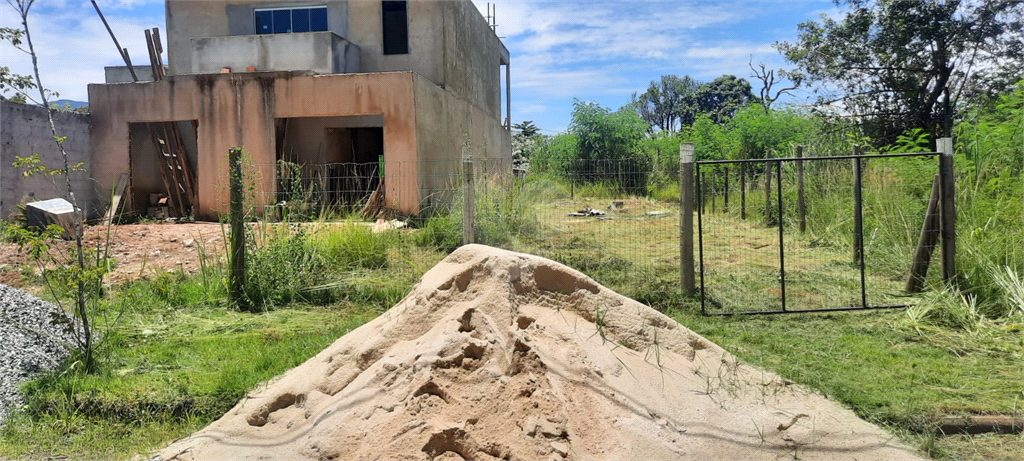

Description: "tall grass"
414 173 542 252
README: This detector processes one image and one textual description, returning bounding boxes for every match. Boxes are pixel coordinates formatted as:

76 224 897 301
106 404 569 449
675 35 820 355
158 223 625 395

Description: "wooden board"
103 173 130 225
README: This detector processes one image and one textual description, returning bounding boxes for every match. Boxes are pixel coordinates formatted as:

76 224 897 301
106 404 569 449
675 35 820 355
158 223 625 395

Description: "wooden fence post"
906 174 941 292
228 147 247 310
463 154 475 245
796 145 806 233
680 143 696 296
852 145 864 263
937 137 956 283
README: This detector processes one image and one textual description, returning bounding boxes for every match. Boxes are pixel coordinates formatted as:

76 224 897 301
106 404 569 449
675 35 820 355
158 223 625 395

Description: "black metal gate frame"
695 151 941 316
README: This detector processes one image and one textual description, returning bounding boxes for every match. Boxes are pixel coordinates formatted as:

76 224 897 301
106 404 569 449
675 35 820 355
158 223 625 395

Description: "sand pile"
160 245 924 461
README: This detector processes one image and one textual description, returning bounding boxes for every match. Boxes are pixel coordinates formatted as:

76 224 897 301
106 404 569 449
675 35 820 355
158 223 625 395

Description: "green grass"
669 308 1023 460
0 224 446 460
2 180 1021 461
1 305 377 459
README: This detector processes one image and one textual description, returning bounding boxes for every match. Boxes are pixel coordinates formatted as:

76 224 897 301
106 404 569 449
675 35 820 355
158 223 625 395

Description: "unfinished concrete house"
88 0 512 220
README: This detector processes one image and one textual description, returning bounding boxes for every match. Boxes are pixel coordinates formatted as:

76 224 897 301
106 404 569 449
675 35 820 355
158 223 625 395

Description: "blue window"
255 10 273 34
255 6 328 34
292 9 310 33
310 7 328 32
273 10 292 33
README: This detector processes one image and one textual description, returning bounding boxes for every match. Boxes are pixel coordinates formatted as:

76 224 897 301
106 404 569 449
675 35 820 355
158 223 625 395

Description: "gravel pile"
0 283 75 425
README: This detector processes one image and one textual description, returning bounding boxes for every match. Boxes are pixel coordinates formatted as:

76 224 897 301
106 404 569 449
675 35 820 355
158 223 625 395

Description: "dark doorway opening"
127 120 199 219
274 115 384 216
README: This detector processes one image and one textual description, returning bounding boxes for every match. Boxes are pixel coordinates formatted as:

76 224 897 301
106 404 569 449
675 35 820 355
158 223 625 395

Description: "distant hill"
52 99 88 109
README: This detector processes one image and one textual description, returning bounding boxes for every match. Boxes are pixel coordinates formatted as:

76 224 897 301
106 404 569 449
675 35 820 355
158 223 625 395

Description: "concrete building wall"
190 32 359 74
89 71 422 219
104 66 161 83
347 0 508 119
165 0 508 119
0 100 94 220
165 0 349 75
411 73 511 204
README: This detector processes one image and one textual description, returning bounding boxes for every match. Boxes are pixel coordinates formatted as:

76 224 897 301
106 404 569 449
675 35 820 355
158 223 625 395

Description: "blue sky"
0 0 839 133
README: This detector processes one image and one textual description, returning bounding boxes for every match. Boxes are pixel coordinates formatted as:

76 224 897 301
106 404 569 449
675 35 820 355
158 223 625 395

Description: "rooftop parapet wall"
191 31 360 74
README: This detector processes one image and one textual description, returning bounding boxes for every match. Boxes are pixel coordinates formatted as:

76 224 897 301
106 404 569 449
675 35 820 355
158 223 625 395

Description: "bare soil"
0 222 226 287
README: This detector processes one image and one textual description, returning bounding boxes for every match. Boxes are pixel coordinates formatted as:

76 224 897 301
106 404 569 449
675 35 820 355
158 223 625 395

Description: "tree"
696 75 755 124
632 75 700 134
513 120 540 137
776 0 1024 145
568 100 650 191
730 104 813 160
4 0 96 370
749 59 802 113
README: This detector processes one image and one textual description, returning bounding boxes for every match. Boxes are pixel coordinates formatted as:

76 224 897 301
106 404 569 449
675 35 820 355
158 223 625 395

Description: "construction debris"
24 198 77 239
568 207 606 217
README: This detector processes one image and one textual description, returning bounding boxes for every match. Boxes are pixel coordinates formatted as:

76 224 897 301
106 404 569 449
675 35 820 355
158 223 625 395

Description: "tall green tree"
631 75 701 134
776 0 1024 145
568 100 650 191
696 75 755 124
513 120 540 137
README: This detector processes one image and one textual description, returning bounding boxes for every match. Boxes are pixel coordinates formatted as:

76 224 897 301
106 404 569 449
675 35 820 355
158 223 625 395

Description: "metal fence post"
796 145 806 233
764 150 772 224
680 143 696 296
463 154 475 245
740 163 747 219
852 145 864 264
852 145 867 308
937 137 956 283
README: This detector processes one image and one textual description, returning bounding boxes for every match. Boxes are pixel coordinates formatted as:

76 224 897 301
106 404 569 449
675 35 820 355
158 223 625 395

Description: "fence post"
228 147 247 310
906 174 941 292
700 171 706 215
710 167 716 213
680 143 696 296
740 163 746 219
796 145 806 233
852 145 864 264
723 166 729 213
463 154 475 245
937 137 956 283
764 150 772 224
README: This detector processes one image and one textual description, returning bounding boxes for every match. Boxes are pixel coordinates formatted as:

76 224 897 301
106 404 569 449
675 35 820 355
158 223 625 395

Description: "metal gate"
695 151 950 315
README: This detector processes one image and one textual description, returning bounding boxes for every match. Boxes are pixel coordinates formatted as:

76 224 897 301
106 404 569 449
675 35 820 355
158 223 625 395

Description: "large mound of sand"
160 245 924 460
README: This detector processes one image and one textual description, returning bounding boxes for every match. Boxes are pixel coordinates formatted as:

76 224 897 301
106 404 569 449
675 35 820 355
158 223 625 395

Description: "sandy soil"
158 244 926 461
0 222 226 287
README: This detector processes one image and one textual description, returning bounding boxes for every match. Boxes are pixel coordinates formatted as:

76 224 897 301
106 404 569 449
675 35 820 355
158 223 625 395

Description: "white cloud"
1 0 161 102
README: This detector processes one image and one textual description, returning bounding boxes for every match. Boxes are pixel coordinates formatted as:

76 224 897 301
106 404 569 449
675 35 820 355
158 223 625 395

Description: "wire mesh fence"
696 152 943 314
242 149 949 315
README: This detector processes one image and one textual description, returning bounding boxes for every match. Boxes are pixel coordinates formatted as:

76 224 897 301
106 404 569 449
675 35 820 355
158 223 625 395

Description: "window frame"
381 1 409 55
254 6 329 35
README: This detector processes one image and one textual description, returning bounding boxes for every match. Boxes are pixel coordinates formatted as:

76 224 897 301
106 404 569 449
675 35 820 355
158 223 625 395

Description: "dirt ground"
0 222 227 287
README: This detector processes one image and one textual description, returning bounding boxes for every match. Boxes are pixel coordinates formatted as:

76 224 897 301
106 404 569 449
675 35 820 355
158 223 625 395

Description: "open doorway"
274 115 384 215
127 120 199 219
